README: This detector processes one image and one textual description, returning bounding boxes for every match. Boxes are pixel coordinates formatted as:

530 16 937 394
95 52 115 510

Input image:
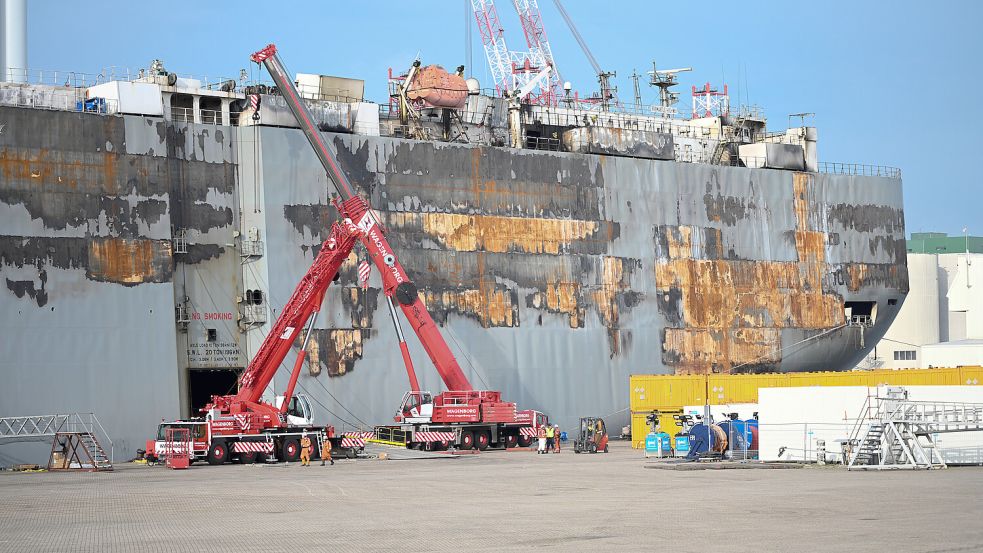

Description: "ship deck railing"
1 66 244 92
819 162 901 179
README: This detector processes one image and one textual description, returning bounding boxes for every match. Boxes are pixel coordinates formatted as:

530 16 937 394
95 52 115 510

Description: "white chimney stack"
2 0 28 83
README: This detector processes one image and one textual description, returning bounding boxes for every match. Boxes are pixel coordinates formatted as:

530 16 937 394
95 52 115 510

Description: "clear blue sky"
24 0 982 236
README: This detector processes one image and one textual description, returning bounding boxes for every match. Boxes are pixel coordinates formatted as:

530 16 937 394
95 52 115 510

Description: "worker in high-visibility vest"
545 424 555 453
537 424 547 454
300 433 312 466
320 437 333 466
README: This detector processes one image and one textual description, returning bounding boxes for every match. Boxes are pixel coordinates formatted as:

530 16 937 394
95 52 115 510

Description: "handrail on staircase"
846 393 874 466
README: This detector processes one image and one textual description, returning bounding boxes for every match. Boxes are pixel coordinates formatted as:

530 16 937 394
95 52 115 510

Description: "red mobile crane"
146 221 365 464
250 44 546 451
147 44 546 464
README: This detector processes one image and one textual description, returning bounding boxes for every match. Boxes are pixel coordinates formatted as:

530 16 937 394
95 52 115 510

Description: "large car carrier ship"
0 4 906 461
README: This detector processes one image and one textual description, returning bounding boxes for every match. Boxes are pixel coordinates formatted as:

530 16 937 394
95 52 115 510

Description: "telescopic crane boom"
250 44 473 393
205 221 359 423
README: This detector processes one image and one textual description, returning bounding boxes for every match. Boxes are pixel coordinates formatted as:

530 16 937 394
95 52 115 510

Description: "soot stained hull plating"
0 106 906 460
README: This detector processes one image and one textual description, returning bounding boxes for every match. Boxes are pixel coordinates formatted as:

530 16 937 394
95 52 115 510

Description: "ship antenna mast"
648 61 692 118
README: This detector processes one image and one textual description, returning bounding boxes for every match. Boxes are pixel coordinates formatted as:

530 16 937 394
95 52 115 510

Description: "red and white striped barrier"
233 441 275 454
340 437 366 448
357 261 371 289
414 431 455 443
346 431 375 441
519 427 538 438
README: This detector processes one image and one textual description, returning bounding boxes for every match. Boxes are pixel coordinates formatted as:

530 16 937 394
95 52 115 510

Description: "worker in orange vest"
300 433 312 466
537 424 547 454
554 424 561 453
320 437 333 466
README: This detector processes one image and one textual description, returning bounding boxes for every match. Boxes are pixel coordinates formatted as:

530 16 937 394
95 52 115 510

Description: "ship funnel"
1 0 28 83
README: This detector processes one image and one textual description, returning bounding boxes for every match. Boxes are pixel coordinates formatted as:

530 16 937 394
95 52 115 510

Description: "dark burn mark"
373 138 603 219
341 286 379 329
182 244 224 264
704 172 757 225
0 106 124 152
284 204 338 241
0 188 168 236
304 328 370 377
0 235 172 293
6 270 47 307
867 235 907 262
1 236 87 272
1 145 234 238
165 159 236 235
827 204 905 234
657 287 684 326
331 136 378 198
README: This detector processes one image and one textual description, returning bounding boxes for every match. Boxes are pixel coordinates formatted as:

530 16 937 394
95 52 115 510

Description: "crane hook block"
395 282 419 306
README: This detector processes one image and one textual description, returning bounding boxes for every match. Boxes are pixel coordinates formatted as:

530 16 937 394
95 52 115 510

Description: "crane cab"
273 394 314 426
146 421 209 462
395 391 434 423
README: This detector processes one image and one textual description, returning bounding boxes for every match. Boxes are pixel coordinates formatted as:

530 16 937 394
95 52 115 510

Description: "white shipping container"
87 81 163 116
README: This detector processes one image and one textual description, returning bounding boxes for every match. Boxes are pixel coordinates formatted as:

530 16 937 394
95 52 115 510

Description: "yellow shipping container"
629 375 708 412
629 366 983 448
708 373 787 404
630 410 682 449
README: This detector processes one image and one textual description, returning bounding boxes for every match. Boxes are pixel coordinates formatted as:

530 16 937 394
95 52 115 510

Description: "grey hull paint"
0 106 906 461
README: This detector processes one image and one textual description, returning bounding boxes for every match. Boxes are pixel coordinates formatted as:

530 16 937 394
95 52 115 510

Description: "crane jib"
249 44 475 395
254 46 356 201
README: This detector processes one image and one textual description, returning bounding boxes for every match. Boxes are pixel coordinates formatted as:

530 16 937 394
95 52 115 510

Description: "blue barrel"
687 423 712 454
718 420 750 451
745 419 759 450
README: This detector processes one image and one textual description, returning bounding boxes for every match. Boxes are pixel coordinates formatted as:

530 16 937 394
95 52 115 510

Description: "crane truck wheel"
474 429 490 451
207 441 229 465
517 435 533 448
282 438 301 462
459 430 475 450
505 434 518 449
239 451 258 464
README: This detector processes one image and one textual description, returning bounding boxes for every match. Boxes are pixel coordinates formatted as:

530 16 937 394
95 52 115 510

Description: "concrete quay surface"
1 441 981 552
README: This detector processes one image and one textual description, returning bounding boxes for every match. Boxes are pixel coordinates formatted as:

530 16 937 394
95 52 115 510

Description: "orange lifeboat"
406 65 468 109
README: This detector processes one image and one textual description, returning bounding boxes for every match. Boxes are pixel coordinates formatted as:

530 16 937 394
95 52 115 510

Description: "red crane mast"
250 44 473 393
206 221 360 427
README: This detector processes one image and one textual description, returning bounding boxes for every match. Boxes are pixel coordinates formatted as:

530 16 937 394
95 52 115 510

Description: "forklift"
573 417 609 453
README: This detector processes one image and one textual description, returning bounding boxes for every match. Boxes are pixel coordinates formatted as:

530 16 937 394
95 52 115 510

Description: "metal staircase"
49 431 113 471
847 387 983 470
0 413 113 470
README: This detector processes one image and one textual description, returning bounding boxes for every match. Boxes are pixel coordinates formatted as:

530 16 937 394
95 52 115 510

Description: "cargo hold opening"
844 301 877 327
188 368 242 415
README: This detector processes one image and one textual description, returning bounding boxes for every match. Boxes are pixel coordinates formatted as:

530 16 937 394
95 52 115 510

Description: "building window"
893 350 916 361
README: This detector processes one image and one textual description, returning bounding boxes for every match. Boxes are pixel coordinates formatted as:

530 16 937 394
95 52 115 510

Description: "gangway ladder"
0 413 113 471
847 387 983 470
47 431 113 472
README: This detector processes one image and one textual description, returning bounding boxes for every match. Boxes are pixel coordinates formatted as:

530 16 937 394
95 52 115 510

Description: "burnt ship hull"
0 106 906 459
